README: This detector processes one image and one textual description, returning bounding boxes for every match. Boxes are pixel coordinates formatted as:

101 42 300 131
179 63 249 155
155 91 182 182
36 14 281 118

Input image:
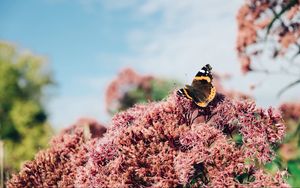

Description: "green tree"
0 42 53 179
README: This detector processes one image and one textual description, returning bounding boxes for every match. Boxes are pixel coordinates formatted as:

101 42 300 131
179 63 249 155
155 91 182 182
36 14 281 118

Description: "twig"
290 43 300 61
277 78 300 97
266 0 299 38
252 65 300 76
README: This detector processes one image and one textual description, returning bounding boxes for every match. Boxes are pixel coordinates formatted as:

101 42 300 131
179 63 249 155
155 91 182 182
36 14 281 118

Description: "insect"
177 64 216 107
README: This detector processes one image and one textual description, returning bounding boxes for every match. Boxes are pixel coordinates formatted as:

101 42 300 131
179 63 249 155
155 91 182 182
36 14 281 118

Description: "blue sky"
0 0 145 128
1 0 299 129
0 0 138 94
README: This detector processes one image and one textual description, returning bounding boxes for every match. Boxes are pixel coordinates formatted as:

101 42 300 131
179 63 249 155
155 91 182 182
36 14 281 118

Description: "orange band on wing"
195 87 216 108
194 76 211 83
183 88 193 100
196 101 207 107
207 87 216 101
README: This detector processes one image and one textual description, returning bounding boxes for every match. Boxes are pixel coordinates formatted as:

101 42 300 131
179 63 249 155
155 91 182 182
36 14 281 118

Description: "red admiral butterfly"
177 64 216 107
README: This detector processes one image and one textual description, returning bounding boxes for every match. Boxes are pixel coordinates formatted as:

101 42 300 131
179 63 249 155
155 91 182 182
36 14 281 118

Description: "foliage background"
0 42 53 180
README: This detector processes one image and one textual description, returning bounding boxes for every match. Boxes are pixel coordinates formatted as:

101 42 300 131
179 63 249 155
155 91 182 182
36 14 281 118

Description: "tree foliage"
0 42 53 177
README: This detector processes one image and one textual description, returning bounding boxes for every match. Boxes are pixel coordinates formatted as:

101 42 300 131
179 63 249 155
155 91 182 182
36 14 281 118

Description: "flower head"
8 91 288 187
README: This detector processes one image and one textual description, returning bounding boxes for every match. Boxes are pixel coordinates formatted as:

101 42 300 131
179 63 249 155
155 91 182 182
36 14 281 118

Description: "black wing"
194 64 213 80
190 80 213 103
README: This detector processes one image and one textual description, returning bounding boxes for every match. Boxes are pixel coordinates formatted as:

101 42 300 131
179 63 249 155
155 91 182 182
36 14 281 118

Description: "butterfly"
177 64 216 107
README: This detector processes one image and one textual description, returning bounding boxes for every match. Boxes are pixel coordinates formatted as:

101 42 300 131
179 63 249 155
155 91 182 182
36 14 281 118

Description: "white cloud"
116 0 299 106
48 0 300 129
120 0 243 79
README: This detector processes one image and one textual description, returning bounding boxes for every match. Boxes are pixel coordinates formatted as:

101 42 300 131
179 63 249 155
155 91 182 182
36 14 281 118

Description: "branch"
251 67 299 76
291 44 300 61
277 78 300 97
266 0 299 37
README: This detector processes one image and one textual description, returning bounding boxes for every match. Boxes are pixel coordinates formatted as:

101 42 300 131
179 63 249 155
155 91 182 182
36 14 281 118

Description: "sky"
1 0 299 130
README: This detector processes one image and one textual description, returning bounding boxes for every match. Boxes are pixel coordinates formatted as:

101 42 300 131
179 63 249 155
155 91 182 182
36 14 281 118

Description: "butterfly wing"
177 85 197 100
191 79 216 107
177 64 216 107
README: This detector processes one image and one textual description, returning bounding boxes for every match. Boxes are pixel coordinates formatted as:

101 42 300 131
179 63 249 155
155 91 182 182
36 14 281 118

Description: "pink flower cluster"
8 92 289 187
62 118 107 138
279 102 300 121
236 0 300 73
105 68 153 113
7 118 106 188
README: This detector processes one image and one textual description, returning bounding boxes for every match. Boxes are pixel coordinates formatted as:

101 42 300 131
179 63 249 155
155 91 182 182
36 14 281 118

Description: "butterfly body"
177 64 216 107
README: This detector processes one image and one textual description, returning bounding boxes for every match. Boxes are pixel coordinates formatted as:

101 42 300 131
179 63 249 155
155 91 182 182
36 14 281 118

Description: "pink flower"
279 102 300 121
8 91 289 187
7 126 92 187
236 0 300 73
105 68 153 113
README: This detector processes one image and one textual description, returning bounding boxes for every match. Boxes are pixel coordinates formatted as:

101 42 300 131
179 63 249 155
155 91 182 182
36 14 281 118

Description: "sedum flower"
279 102 300 121
8 91 289 187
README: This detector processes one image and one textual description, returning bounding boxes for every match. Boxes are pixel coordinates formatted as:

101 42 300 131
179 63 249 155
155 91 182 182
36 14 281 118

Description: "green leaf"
287 160 300 187
233 133 243 147
235 172 255 184
185 163 209 187
288 160 300 175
